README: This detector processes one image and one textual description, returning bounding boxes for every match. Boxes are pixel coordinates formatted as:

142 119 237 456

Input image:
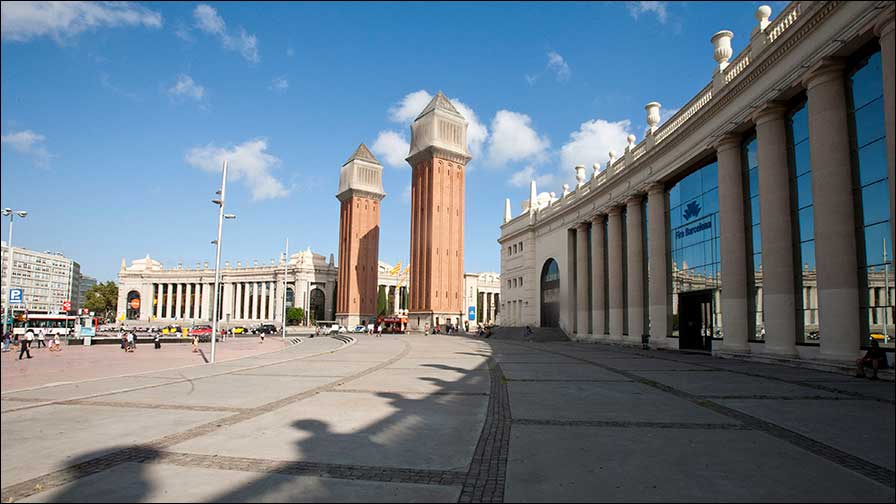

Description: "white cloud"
174 22 192 42
509 165 555 189
660 107 680 125
270 76 288 91
387 90 488 162
547 51 571 82
372 130 410 168
626 1 668 24
486 110 550 167
193 4 259 63
560 118 633 172
388 90 434 123
167 74 205 101
1 1 162 42
1 129 53 167
185 139 290 201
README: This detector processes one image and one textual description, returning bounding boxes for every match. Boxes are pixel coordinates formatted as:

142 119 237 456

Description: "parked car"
350 325 366 333
189 325 213 342
230 326 250 335
326 324 347 335
161 325 182 335
254 324 278 335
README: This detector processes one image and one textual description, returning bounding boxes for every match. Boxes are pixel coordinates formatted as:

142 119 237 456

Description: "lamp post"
282 238 288 340
210 161 236 364
2 209 28 340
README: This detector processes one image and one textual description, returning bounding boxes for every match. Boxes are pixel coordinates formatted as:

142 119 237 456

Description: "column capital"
625 194 644 207
802 58 847 90
607 205 624 216
714 133 742 152
873 7 895 38
591 213 606 225
575 222 591 232
646 182 665 195
751 101 789 126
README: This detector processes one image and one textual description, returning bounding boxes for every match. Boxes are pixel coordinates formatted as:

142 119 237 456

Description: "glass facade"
743 135 764 341
668 161 722 338
789 102 819 344
848 50 894 349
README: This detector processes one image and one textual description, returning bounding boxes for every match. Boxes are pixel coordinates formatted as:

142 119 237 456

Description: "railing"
654 83 714 143
724 53 751 84
767 1 802 44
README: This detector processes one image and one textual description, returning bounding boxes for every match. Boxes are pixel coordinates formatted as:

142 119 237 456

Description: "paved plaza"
1 333 894 502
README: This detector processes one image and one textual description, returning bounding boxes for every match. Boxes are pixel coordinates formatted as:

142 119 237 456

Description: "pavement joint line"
138 450 468 486
1 337 355 414
2 396 249 413
0 339 297 396
0 338 409 503
503 341 896 490
505 378 633 383
457 357 511 503
512 418 752 430
330 388 490 396
696 394 874 401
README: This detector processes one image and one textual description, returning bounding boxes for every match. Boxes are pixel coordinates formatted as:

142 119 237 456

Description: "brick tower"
406 92 471 332
336 144 385 328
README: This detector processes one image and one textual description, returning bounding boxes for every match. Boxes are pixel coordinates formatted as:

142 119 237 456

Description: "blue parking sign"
468 306 476 321
9 288 23 304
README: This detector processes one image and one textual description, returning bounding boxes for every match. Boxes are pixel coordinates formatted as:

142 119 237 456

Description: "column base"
762 346 799 359
407 311 464 332
336 313 376 328
719 342 751 354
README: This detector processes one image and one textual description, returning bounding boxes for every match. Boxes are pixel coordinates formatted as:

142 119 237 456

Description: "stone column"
875 11 895 272
647 184 670 347
234 283 242 320
716 135 751 353
754 103 799 357
154 284 163 320
576 222 591 336
607 206 625 341
165 283 173 320
626 196 645 344
176 283 184 320
269 281 277 320
201 283 211 321
222 282 233 323
193 283 201 319
243 283 251 320
591 214 607 338
804 60 861 362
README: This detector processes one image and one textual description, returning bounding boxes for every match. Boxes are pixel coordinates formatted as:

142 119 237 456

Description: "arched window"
309 288 325 323
126 290 141 320
540 259 560 327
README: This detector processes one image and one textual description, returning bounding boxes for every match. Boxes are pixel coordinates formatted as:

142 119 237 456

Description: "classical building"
336 144 386 327
499 2 894 363
116 251 499 329
407 92 471 331
1 242 83 315
464 272 501 326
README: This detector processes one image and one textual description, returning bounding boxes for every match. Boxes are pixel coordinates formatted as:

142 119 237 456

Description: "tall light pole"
2 209 28 340
282 238 288 340
210 161 236 364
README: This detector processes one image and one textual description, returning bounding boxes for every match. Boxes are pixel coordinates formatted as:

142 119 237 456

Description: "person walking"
36 328 46 348
154 333 161 349
50 334 62 352
19 329 33 359
2 330 10 352
192 334 199 353
376 323 382 338
126 331 134 352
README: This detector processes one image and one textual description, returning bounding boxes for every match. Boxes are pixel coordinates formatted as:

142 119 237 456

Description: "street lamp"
209 161 236 364
2 208 28 340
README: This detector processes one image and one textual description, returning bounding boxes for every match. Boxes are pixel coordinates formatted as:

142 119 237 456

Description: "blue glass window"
789 100 817 343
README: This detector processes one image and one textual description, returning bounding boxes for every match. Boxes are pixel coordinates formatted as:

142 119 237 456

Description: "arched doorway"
309 288 325 323
540 259 560 327
126 290 141 320
286 287 295 308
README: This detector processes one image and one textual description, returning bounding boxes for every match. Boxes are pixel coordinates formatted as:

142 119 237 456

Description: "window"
848 50 893 349
789 101 818 344
743 135 763 341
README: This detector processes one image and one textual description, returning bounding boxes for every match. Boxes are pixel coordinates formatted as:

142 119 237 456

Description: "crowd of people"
2 328 64 359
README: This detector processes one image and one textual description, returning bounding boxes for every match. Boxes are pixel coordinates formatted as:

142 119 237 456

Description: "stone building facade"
499 2 895 364
407 92 470 331
336 144 386 327
1 242 82 315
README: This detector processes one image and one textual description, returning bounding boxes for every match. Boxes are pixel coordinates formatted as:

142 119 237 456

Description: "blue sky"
1 1 784 282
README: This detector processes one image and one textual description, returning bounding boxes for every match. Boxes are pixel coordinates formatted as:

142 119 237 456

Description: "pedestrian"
259 330 265 343
192 334 199 353
36 328 46 348
126 331 134 352
376 323 382 338
131 331 138 350
2 330 10 352
19 329 33 359
525 325 534 340
154 333 161 349
119 328 126 350
50 334 62 352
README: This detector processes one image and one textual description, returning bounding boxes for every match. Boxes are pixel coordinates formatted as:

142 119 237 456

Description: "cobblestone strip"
458 358 510 503
696 394 871 401
512 418 751 430
2 338 353 414
332 388 489 396
147 450 466 486
0 340 410 503
507 341 896 490
505 378 632 383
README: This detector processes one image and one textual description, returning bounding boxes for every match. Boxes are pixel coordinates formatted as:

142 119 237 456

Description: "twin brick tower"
336 92 472 331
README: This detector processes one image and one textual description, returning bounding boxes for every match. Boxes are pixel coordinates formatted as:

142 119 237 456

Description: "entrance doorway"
679 289 714 351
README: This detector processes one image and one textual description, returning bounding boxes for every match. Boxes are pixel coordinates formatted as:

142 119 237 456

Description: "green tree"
84 281 118 321
377 285 388 316
286 307 304 326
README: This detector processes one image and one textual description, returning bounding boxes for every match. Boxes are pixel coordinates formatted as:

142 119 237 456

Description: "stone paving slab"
500 362 631 381
1 375 182 403
231 359 376 377
169 389 488 472
506 424 895 502
338 367 490 395
633 370 850 398
20 461 460 503
507 381 739 424
719 398 896 471
385 356 489 371
575 357 711 371
100 374 335 409
0 405 228 488
800 380 896 402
